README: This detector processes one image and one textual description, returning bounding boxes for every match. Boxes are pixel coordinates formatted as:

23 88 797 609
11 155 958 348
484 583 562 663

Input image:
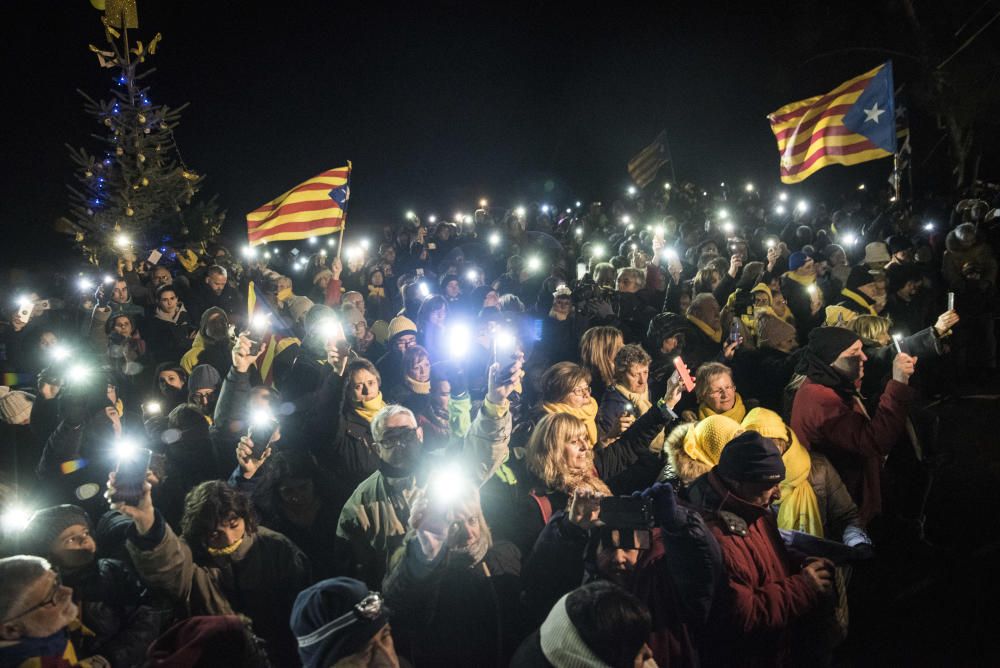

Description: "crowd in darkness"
0 177 995 667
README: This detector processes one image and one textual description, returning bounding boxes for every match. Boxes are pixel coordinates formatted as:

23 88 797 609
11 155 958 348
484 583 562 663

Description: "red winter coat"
790 378 915 524
686 471 819 667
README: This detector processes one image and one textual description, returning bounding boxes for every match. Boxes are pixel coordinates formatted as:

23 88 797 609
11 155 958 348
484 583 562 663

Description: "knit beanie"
387 315 418 342
188 364 221 393
788 251 808 271
147 615 269 668
291 578 388 668
683 415 744 467
716 431 785 483
22 505 91 557
539 593 607 668
807 326 861 365
0 387 34 425
756 314 797 349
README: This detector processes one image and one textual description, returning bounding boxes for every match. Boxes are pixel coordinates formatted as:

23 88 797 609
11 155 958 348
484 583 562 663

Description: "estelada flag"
768 63 897 184
627 131 670 189
246 163 351 246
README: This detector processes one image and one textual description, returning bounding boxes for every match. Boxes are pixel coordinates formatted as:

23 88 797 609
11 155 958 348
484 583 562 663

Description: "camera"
248 410 279 459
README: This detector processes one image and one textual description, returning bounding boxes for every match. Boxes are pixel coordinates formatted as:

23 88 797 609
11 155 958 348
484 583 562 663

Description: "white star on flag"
863 102 886 124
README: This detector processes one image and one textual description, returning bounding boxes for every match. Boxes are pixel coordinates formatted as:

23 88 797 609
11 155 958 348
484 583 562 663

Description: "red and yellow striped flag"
768 64 895 183
246 163 351 247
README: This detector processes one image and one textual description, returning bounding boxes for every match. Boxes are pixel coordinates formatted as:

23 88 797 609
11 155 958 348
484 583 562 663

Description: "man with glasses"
19 505 162 668
335 358 520 589
0 555 109 667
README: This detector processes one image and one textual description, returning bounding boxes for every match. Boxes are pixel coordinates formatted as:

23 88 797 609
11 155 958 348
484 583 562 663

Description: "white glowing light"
842 233 858 246
627 186 637 196
1 505 32 533
448 324 471 358
419 282 430 297
775 205 786 215
50 345 70 361
359 239 371 250
489 232 501 247
663 183 671 190
114 437 140 460
68 364 90 382
592 244 606 259
575 201 582 207
621 215 631 224
466 269 479 282
718 208 729 219
778 192 788 202
527 256 542 272
515 206 527 218
479 198 488 208
722 222 735 234
308 237 317 245
541 205 550 214
114 233 130 248
574 227 583 236
428 215 437 223
745 183 755 192
924 222 935 232
858 183 866 191
406 210 416 220
144 401 161 415
429 462 470 505
796 200 808 213
78 278 94 292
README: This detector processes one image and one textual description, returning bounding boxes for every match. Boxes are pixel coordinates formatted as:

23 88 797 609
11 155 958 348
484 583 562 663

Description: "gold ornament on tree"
137 153 146 163
104 0 138 29
126 206 134 216
137 114 146 123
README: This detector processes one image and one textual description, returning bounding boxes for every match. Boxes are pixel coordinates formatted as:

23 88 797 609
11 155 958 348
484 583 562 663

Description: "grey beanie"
188 364 221 393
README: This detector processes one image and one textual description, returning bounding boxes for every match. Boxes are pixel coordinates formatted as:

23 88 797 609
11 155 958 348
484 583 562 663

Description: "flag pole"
664 131 678 185
336 162 353 260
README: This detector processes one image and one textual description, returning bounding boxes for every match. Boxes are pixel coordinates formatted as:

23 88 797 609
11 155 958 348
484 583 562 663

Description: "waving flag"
247 163 352 246
627 131 671 188
768 63 896 183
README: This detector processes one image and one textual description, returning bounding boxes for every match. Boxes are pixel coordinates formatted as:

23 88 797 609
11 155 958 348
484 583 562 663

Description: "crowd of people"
0 178 995 667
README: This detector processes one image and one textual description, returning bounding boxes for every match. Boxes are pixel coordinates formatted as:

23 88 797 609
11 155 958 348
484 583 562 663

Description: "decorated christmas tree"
64 0 223 266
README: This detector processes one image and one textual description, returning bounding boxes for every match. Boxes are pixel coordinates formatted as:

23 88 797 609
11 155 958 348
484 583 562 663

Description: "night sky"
3 1 979 260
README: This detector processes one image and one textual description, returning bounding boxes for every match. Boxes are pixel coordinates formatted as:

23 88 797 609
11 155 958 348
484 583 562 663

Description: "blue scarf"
0 629 70 665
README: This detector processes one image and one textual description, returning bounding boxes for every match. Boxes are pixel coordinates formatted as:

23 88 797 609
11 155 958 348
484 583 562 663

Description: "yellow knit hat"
683 415 743 467
741 407 787 441
387 315 418 341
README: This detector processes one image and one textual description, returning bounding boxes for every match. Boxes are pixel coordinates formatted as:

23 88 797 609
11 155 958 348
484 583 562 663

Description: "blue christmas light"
92 198 102 206
112 104 120 114
117 75 127 85
142 97 150 106
103 159 112 166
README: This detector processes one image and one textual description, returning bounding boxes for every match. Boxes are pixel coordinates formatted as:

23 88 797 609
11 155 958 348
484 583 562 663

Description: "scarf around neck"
698 392 747 422
613 384 664 452
687 314 722 343
542 397 599 445
354 392 386 423
404 376 430 394
784 270 816 287
155 303 187 324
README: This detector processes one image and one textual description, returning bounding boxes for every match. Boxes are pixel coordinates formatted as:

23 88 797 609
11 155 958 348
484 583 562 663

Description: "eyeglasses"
570 386 591 398
1 572 64 624
709 385 735 397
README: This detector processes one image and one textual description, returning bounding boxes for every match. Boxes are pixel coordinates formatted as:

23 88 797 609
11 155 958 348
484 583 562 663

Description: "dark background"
3 1 998 261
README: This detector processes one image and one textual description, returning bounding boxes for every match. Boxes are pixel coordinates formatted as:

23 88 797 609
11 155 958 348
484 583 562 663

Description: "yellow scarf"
206 535 244 557
686 315 721 343
697 392 747 422
368 285 385 298
404 376 430 394
115 399 124 417
784 270 816 287
741 407 824 537
839 288 878 316
542 397 599 446
682 415 743 468
614 384 664 452
354 392 386 423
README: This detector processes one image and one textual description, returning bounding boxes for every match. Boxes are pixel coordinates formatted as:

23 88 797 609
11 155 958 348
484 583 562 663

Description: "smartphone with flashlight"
16 302 32 324
947 292 955 311
622 402 635 418
416 268 424 277
599 496 653 528
248 415 279 459
111 448 152 507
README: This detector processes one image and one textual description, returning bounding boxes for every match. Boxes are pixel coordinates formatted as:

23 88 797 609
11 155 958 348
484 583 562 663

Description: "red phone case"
673 356 695 392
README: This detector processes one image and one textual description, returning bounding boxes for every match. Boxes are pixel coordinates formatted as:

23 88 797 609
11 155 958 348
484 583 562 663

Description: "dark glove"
636 482 684 531
851 543 875 561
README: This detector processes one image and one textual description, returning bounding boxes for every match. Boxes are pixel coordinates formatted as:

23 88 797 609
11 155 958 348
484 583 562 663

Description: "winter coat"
685 470 821 667
334 403 512 589
791 376 916 525
943 228 998 290
383 536 523 668
126 511 311 668
521 510 721 668
88 300 145 352
731 347 801 414
62 558 167 668
143 306 194 364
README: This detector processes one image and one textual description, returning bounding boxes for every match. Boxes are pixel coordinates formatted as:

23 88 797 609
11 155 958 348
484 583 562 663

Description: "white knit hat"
539 594 608 668
0 386 34 425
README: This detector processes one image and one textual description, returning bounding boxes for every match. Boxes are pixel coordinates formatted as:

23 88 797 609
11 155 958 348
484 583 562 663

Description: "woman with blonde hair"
579 326 624 400
741 407 865 543
691 362 752 422
503 374 686 555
